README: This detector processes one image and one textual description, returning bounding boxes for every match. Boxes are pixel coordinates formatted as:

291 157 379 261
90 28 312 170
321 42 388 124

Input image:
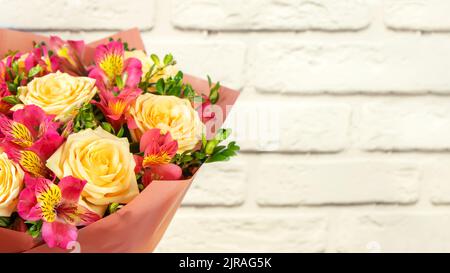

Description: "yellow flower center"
37 184 61 223
143 152 172 167
57 47 76 66
108 100 127 116
99 54 123 82
11 122 34 148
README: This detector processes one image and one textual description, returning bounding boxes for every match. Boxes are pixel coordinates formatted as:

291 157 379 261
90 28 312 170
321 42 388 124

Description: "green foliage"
2 95 21 105
207 75 220 104
101 122 126 137
173 128 240 176
139 53 178 93
73 103 99 132
25 220 43 239
108 203 123 215
0 216 11 228
28 65 42 78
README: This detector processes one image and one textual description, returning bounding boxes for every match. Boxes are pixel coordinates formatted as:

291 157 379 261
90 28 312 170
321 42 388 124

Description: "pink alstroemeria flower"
134 129 182 187
0 105 64 177
17 176 100 249
25 45 60 75
94 87 141 131
89 41 142 91
49 36 87 76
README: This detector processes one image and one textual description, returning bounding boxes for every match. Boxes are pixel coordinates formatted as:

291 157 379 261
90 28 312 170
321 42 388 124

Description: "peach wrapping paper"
0 29 240 253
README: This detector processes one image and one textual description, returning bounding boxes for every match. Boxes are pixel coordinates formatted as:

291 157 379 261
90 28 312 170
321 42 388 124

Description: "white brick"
250 38 450 93
182 161 247 206
144 39 246 89
156 212 327 252
0 0 155 30
257 158 420 205
226 100 350 152
332 213 450 252
172 0 371 31
424 160 450 204
385 0 450 31
355 100 450 151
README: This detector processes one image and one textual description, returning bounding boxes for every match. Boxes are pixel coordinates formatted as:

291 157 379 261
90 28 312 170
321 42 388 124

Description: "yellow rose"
46 127 139 215
17 71 97 122
125 50 152 76
0 152 25 217
129 93 204 153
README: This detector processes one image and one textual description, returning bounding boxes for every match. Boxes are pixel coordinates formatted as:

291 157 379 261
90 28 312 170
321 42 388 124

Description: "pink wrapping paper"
0 28 240 253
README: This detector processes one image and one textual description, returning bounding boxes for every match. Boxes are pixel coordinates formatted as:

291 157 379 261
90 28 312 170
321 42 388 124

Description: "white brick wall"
6 0 450 252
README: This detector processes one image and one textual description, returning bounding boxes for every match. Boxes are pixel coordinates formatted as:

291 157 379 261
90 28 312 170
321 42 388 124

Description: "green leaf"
116 126 125 138
101 122 115 134
213 145 226 154
163 54 173 65
150 54 160 65
209 82 220 104
2 95 21 105
207 75 212 87
0 217 11 228
11 61 19 74
28 65 42 78
182 155 194 163
214 128 232 142
221 149 237 157
7 82 17 94
206 154 230 163
26 220 43 239
201 134 207 150
108 203 122 214
115 75 124 89
156 78 165 95
205 141 217 155
193 152 206 160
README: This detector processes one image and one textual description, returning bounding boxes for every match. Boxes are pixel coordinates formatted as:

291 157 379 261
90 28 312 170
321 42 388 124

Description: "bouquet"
0 29 240 253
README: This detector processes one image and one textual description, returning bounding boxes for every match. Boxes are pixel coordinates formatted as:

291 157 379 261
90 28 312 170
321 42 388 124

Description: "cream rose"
17 71 97 122
0 152 25 217
129 93 204 153
46 127 139 215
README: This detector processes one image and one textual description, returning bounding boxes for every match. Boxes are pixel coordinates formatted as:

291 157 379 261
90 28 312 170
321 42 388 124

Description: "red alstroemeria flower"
17 176 100 249
0 105 64 177
49 36 86 76
89 41 142 91
0 62 12 114
94 87 141 131
135 129 182 187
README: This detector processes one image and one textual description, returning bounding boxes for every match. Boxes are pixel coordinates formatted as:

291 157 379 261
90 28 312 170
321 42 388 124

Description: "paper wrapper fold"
0 28 240 253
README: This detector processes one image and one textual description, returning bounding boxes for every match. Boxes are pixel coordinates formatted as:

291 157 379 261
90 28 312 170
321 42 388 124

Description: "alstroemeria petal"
41 221 78 249
95 41 124 83
140 129 162 153
30 131 64 160
151 163 182 181
5 146 48 178
123 57 142 88
17 188 40 221
0 116 34 148
58 176 86 203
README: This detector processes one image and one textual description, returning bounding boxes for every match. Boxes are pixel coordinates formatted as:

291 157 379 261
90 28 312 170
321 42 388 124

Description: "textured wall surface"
3 0 450 252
